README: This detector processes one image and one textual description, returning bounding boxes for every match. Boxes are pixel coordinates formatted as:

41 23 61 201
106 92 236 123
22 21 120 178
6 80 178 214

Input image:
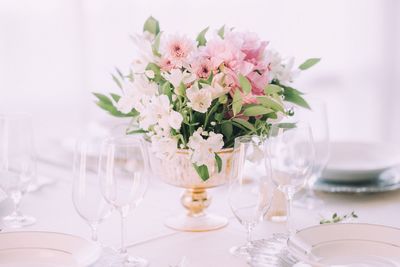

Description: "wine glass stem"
120 211 127 254
10 190 22 216
90 223 98 242
286 196 293 237
246 226 253 246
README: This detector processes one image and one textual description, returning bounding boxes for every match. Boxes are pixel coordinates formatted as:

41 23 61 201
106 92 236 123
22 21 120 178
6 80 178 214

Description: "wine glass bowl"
229 135 274 256
0 113 37 228
99 135 149 267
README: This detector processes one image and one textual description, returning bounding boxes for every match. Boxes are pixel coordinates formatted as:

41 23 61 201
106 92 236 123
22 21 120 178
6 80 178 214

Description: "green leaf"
214 113 224 123
264 84 282 95
283 86 304 95
243 106 273 117
143 16 160 35
176 82 186 96
111 74 123 89
93 93 113 105
217 25 225 38
196 27 209 46
110 93 121 103
115 68 124 80
162 82 172 99
276 123 297 129
283 88 310 109
152 32 162 57
299 58 321 70
193 164 210 181
221 121 233 139
232 118 256 131
126 129 148 135
256 96 284 112
96 101 138 118
232 90 243 116
238 74 252 94
215 153 222 173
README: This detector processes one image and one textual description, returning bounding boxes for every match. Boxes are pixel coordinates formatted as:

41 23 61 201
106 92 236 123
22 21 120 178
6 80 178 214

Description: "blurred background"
1 0 399 156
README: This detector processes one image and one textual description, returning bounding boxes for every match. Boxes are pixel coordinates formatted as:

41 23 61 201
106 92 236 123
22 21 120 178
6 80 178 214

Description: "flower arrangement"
94 17 319 181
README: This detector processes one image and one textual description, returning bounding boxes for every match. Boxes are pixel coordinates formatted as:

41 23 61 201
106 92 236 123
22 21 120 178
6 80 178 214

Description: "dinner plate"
0 231 101 267
313 168 400 193
288 223 400 266
322 142 400 183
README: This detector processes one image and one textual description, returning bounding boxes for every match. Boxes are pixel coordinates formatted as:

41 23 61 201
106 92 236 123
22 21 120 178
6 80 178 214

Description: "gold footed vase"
149 148 233 232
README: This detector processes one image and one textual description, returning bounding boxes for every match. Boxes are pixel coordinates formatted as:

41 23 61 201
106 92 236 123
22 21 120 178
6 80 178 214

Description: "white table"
3 157 400 267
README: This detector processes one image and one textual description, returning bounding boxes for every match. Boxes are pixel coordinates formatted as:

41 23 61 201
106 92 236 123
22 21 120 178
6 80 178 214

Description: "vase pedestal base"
165 214 228 232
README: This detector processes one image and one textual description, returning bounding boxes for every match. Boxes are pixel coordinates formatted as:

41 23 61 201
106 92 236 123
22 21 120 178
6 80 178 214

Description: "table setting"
1 15 400 267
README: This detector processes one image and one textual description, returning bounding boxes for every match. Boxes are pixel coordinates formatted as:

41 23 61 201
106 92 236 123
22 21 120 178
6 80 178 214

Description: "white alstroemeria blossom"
138 94 183 131
186 84 212 113
168 110 183 130
130 33 155 73
188 128 224 167
150 135 178 160
267 51 299 85
116 96 135 114
132 74 158 96
161 69 196 90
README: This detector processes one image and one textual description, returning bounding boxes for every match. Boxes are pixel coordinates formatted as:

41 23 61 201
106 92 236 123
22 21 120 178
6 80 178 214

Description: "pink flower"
247 71 269 95
159 57 174 72
204 37 245 70
240 32 268 61
191 57 213 79
163 34 195 68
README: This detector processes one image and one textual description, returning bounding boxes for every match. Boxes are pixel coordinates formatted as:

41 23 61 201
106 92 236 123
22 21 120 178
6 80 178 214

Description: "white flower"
162 69 196 91
130 33 155 73
116 96 135 114
188 128 224 168
144 70 155 79
186 84 212 113
138 95 183 132
168 110 183 130
267 51 299 85
151 135 178 160
116 75 158 114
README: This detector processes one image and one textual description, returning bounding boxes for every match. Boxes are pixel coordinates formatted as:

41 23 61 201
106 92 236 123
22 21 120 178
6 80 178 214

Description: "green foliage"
217 25 225 38
143 16 160 35
282 86 310 109
215 153 222 173
221 121 233 139
232 90 242 116
193 164 210 181
93 93 138 118
320 211 358 224
152 32 162 57
238 74 251 94
196 27 209 46
264 84 283 95
243 106 273 116
232 118 256 132
299 58 321 70
256 96 284 112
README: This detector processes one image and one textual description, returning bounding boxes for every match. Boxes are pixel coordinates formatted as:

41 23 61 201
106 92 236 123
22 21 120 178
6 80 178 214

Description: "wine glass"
265 123 315 236
72 139 113 243
292 100 330 209
0 113 36 228
99 135 149 267
229 135 274 257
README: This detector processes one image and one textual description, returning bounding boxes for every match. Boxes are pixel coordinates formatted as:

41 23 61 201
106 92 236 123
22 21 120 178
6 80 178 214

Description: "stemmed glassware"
265 123 315 237
99 135 149 267
292 100 330 209
229 135 274 257
0 113 37 228
72 139 113 243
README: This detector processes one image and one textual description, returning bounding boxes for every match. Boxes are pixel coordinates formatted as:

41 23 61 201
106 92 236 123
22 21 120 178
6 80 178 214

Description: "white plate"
0 231 101 267
322 142 400 183
288 223 400 266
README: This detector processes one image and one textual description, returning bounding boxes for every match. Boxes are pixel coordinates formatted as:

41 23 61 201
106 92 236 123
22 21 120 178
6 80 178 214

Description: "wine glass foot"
229 244 250 257
108 255 148 267
165 213 228 232
2 213 36 228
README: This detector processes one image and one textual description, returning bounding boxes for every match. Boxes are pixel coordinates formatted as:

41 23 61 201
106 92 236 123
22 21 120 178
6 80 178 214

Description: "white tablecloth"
3 157 400 267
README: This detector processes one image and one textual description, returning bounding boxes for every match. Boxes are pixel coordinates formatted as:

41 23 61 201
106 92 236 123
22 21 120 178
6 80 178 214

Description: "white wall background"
0 0 399 149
